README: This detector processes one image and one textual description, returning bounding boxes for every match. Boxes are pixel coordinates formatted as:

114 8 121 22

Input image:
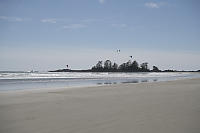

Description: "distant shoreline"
49 68 200 73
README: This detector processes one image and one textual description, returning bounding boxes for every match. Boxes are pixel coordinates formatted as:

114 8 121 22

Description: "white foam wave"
0 72 194 80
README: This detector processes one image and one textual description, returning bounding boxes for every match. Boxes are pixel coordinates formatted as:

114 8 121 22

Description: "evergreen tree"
126 60 132 71
96 61 103 69
140 62 149 72
152 66 160 72
112 62 118 70
131 60 139 71
119 63 126 71
104 60 112 70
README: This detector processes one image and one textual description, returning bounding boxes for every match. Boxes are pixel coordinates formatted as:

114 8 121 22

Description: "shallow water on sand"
0 71 200 91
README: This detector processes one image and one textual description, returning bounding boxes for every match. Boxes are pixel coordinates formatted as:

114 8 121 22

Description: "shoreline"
0 78 200 133
1 71 200 92
0 77 200 94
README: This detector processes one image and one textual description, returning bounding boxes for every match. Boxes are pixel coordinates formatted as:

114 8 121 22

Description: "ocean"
0 71 200 91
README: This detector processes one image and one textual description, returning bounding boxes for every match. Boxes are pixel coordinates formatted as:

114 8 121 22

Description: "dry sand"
0 78 200 133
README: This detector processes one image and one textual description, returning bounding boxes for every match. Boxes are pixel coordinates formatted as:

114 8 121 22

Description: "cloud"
0 16 28 22
112 23 127 28
41 18 57 23
82 18 102 23
99 0 105 4
145 2 160 8
63 24 86 29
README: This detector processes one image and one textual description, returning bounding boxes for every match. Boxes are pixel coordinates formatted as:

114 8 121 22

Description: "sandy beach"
0 78 200 133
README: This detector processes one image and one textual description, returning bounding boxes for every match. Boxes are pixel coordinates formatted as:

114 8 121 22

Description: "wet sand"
0 78 200 133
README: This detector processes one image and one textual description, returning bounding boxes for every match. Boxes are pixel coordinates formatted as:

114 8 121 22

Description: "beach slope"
0 78 200 133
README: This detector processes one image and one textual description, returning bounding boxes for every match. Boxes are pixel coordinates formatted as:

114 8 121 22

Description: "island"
49 59 200 73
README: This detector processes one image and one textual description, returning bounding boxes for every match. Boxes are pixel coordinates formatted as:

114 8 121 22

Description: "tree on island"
96 61 103 69
152 66 161 72
104 60 112 70
92 59 153 72
112 62 118 70
118 63 126 71
140 62 150 72
131 60 139 72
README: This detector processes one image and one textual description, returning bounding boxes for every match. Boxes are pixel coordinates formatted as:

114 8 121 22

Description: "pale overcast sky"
0 0 200 71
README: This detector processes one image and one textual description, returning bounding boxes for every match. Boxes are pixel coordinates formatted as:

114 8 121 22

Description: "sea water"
0 71 200 91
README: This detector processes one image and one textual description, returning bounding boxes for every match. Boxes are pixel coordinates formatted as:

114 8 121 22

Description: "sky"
0 0 200 71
